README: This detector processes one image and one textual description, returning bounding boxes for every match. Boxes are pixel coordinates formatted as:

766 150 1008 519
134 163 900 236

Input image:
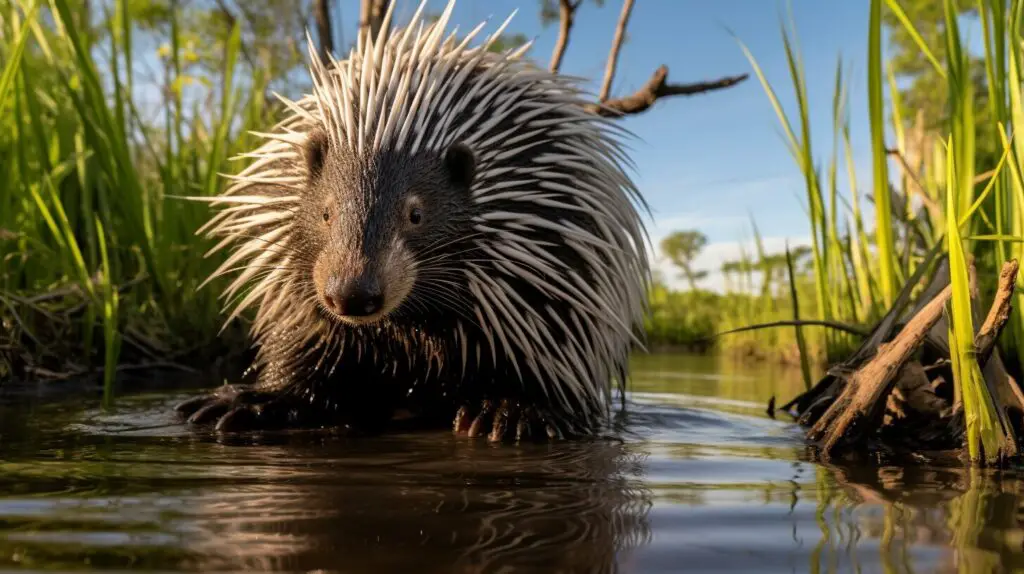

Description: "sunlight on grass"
732 0 1024 463
3 0 1024 462
1 0 268 384
945 134 1006 462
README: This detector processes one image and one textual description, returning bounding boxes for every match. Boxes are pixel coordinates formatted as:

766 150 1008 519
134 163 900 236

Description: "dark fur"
176 37 644 440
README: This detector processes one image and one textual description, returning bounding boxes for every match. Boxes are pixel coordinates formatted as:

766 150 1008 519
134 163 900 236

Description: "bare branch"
712 319 870 339
598 0 635 102
313 0 334 65
359 0 389 46
975 259 1020 364
549 0 581 73
585 66 749 117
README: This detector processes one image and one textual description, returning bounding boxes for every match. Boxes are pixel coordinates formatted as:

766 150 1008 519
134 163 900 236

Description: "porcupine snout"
323 273 384 317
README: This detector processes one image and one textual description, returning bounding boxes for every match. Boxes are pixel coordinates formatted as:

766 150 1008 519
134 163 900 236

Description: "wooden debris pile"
772 256 1024 466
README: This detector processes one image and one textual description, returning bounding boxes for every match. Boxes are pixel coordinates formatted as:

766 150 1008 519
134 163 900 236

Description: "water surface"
0 353 1020 572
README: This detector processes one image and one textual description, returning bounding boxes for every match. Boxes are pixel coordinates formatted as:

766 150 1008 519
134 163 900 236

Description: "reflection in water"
810 462 1024 573
0 393 653 572
1 354 1024 572
175 437 654 572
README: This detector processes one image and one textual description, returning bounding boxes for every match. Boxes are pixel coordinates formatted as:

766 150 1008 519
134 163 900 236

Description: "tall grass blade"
0 0 40 110
881 0 946 77
785 243 813 391
946 134 1006 464
95 216 120 403
868 0 898 308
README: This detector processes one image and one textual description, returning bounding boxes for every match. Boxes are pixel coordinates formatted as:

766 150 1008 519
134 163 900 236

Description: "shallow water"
1 354 1022 573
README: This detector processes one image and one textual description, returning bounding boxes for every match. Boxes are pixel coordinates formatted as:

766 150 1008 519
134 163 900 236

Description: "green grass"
643 286 720 352
645 265 834 368
733 0 1024 464
0 0 830 388
643 283 811 359
4 0 1024 467
735 16 886 368
784 244 814 391
0 0 272 390
656 0 1024 463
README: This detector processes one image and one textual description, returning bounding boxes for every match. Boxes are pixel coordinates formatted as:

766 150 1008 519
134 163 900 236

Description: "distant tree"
718 244 810 296
660 230 708 291
882 0 975 127
125 0 312 93
756 253 787 296
764 245 811 290
789 245 812 268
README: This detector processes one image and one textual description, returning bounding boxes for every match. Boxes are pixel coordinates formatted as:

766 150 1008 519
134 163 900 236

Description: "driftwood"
806 282 951 453
776 257 1023 466
778 242 948 418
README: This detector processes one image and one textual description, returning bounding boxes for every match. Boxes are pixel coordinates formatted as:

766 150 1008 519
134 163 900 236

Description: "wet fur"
178 0 651 439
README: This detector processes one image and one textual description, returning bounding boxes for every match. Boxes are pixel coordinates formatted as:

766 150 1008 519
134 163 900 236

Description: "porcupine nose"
324 275 384 317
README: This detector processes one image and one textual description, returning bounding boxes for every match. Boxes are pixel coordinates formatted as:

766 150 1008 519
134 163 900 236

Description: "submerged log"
777 258 1022 466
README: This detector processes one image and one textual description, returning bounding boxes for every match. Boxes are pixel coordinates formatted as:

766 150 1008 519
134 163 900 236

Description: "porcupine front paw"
175 384 322 433
452 399 565 443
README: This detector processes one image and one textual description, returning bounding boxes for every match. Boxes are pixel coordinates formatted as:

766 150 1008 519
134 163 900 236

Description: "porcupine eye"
406 195 424 228
444 142 476 188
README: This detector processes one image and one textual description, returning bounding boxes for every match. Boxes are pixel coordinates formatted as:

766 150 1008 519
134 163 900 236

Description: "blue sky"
332 0 875 289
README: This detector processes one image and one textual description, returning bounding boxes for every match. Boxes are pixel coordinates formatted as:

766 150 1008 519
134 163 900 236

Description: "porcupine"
175 0 652 442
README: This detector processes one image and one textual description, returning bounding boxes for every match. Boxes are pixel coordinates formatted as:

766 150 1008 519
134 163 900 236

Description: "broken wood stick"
976 259 1019 365
807 283 953 455
970 260 1022 459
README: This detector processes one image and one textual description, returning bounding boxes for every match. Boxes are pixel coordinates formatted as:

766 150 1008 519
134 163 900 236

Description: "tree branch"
598 0 634 102
712 319 870 339
975 259 1020 365
585 65 749 117
549 0 581 73
359 0 389 47
313 0 334 65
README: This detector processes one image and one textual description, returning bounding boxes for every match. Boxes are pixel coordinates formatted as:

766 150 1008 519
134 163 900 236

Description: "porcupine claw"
452 404 473 434
175 384 311 433
453 399 561 443
467 399 495 438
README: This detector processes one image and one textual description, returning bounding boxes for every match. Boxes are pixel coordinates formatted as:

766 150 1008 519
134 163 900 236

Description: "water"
0 353 1020 573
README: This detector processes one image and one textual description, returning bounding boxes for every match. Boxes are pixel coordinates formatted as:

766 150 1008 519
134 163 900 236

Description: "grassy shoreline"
4 0 1024 465
738 0 1024 463
642 281 839 369
1 0 272 388
0 0 830 389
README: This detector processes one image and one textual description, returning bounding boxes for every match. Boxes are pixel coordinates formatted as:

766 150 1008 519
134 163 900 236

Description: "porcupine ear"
304 128 330 182
444 142 476 189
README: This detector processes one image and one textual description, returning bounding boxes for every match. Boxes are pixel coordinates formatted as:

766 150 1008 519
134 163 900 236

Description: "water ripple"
0 355 1011 572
